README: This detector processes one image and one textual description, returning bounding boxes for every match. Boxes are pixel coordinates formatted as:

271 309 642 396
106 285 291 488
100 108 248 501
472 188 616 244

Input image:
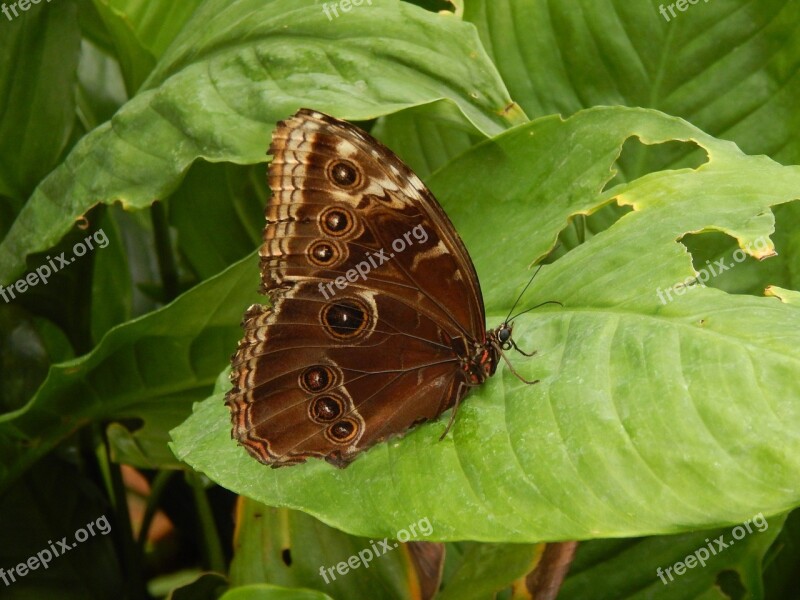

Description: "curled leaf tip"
765 286 800 304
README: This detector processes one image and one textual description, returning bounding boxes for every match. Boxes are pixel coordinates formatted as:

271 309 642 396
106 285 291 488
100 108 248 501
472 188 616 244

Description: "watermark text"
0 514 111 587
318 224 428 300
0 229 109 304
323 0 372 21
656 236 770 305
2 0 57 22
656 513 768 584
658 0 711 22
319 516 432 583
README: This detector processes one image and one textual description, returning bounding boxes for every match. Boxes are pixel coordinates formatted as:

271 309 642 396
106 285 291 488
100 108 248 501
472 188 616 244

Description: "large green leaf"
378 0 800 303
371 101 483 178
168 162 265 281
89 0 206 93
561 514 785 599
0 0 80 199
465 0 800 166
0 0 522 284
0 256 261 486
229 500 420 600
171 106 800 542
455 0 800 308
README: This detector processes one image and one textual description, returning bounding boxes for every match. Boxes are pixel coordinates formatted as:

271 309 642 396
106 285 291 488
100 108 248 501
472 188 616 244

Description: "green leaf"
168 162 264 281
681 201 800 298
90 209 132 343
561 514 784 599
464 0 800 166
0 0 520 284
0 0 80 199
456 0 800 305
163 572 228 599
436 543 538 600
230 500 421 600
90 0 155 94
0 306 71 412
97 0 205 59
0 255 261 485
763 509 800 598
372 101 483 178
75 38 128 130
89 0 205 93
171 106 800 542
220 584 334 600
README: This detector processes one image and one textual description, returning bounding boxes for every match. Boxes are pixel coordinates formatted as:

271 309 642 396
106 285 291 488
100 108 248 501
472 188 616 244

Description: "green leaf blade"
172 107 800 542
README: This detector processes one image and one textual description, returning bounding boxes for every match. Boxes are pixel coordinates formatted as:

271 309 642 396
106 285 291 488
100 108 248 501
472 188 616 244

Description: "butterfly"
225 108 537 468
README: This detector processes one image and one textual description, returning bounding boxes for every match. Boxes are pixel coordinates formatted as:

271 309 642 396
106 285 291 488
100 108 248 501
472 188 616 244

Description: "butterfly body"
225 109 524 468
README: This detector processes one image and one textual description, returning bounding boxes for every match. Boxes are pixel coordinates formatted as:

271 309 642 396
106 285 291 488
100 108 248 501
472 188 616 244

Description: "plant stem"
96 430 149 598
188 472 226 573
150 201 179 301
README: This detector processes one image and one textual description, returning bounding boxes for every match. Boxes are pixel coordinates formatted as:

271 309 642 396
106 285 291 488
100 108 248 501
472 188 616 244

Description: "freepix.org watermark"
318 224 428 300
318 516 433 584
0 514 111 587
656 236 770 305
0 229 109 304
322 0 372 21
2 0 57 22
656 513 768 585
658 0 711 22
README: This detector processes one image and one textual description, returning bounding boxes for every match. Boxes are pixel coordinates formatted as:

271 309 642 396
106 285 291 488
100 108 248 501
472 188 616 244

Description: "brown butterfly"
225 109 536 468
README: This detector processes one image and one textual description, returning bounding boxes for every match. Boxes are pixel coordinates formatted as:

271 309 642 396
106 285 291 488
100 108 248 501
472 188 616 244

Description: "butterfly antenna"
508 300 564 323
504 243 563 323
504 263 545 324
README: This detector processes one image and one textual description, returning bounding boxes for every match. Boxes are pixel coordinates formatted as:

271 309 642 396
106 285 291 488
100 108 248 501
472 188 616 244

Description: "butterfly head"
486 321 519 355
485 321 539 385
495 322 514 351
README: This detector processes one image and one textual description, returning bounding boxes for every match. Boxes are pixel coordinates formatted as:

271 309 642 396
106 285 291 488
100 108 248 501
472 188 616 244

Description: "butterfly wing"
226 109 485 467
264 109 485 335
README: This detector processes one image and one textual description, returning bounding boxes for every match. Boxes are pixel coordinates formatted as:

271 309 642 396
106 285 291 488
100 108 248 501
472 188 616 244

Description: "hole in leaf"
677 198 797 297
716 569 746 600
414 0 455 11
547 204 634 262
281 548 292 566
604 137 708 191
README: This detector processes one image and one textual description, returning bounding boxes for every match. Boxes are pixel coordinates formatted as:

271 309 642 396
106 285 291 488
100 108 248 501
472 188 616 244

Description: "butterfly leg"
510 338 537 357
439 393 463 441
438 378 479 441
499 349 540 385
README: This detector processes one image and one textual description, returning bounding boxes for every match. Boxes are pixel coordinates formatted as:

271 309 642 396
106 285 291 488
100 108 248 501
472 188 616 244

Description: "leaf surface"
171 107 800 542
0 0 519 283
